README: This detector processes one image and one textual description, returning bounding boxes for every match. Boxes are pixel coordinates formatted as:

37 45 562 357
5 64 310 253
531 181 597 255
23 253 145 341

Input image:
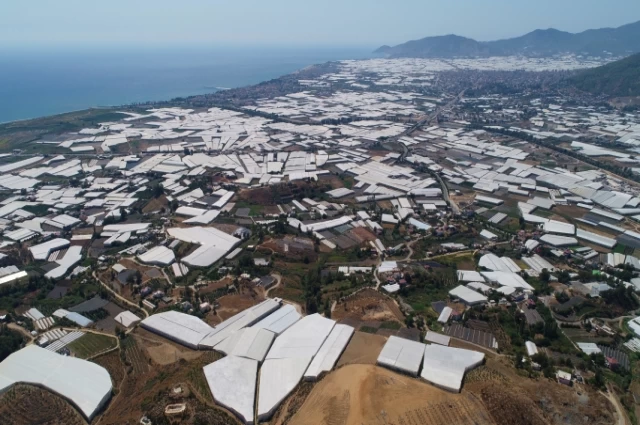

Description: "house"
556 370 572 386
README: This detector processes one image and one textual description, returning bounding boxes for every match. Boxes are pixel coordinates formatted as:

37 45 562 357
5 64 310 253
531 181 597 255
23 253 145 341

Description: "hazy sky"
2 0 640 48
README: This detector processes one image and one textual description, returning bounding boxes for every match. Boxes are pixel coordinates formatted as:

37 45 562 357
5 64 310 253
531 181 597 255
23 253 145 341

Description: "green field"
67 333 117 359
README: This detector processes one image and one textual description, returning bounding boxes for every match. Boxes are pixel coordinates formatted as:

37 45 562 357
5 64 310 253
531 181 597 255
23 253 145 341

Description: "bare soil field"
99 348 235 425
238 186 280 205
0 384 87 425
198 276 234 294
333 288 404 324
288 343 616 425
142 195 168 213
287 364 493 425
215 290 266 320
347 226 378 242
93 350 125 388
336 331 387 367
122 335 150 375
119 259 168 284
133 327 203 365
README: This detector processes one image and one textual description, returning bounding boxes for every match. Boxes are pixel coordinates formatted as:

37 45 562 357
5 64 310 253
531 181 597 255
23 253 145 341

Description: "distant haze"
1 0 640 47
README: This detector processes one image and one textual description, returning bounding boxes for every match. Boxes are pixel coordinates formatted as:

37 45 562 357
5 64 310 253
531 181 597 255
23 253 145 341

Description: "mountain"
374 35 489 58
568 53 640 97
376 20 640 58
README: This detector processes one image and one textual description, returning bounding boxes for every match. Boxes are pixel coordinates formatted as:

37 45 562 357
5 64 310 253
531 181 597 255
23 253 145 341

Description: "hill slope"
377 20 640 58
568 53 640 97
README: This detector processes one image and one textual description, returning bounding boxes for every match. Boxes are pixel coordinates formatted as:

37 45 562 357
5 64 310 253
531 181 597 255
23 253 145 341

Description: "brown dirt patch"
99 350 235 425
119 259 167 283
336 331 387 367
463 355 616 425
288 364 493 425
198 277 234 294
210 223 241 234
132 327 203 365
215 291 265 320
142 195 168 213
333 288 404 324
0 384 87 425
238 186 279 205
347 226 377 242
93 350 125 388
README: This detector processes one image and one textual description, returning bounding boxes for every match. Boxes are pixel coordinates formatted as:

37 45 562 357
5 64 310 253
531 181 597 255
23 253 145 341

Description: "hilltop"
375 20 640 58
568 53 640 97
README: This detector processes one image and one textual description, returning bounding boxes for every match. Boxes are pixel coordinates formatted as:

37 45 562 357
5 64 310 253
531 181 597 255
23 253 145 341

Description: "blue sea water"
0 46 372 123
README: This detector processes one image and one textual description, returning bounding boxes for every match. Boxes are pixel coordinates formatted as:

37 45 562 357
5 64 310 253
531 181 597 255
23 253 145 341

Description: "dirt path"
264 273 304 314
603 385 630 425
8 323 34 342
264 273 282 297
93 271 149 319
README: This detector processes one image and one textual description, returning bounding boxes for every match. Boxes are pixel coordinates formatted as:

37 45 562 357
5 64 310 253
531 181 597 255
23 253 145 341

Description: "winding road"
92 271 149 318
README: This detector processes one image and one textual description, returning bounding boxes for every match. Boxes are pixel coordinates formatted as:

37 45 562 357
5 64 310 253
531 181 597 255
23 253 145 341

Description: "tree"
152 183 165 199
540 268 550 283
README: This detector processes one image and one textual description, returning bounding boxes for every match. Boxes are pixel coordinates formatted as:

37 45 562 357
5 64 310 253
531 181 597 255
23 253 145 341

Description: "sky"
1 0 640 48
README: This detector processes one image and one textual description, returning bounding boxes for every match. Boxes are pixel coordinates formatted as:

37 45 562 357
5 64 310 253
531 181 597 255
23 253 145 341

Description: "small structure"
164 403 186 417
556 370 572 386
114 311 141 328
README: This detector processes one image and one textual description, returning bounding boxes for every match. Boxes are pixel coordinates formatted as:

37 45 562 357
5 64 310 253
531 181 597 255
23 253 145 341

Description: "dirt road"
603 385 630 425
93 271 149 318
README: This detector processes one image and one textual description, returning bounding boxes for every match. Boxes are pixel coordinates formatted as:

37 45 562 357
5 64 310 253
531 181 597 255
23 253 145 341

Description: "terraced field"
0 384 87 425
67 332 117 359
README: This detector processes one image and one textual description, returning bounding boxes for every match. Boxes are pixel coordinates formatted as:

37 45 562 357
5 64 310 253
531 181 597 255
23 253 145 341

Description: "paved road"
388 90 464 213
432 169 460 215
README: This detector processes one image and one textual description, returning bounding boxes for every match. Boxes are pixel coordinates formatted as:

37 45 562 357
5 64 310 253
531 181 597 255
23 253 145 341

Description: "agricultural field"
336 331 387 367
0 384 87 425
67 332 118 359
121 336 150 375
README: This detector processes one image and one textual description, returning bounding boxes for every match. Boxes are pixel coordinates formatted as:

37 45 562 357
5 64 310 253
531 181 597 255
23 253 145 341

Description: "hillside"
376 20 640 58
568 53 640 97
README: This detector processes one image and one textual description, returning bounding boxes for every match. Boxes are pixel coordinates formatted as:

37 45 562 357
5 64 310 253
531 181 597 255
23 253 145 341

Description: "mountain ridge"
567 53 640 97
376 20 640 58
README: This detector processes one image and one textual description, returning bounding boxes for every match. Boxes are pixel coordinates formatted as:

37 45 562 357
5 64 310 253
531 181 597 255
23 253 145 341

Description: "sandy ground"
336 331 387 367
288 364 493 425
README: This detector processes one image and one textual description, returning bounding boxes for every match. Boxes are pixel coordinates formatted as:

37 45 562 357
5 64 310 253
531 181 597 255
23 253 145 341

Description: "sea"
0 46 373 124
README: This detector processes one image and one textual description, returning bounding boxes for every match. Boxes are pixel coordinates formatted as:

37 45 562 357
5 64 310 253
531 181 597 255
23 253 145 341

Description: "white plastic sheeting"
257 314 336 420
304 324 354 380
167 226 241 267
214 327 275 362
420 344 484 392
137 245 175 265
264 313 335 360
252 304 301 335
140 310 213 349
203 355 258 424
258 357 311 421
200 299 280 349
0 345 112 420
377 335 426 376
